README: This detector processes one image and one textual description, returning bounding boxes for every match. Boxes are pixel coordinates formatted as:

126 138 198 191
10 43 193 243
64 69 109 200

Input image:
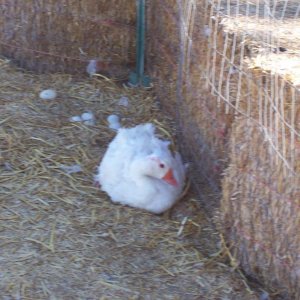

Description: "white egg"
107 114 119 124
70 116 82 122
81 112 94 121
39 89 57 100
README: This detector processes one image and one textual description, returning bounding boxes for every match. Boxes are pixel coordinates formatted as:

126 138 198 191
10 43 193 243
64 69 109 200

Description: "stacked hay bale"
222 118 300 298
148 0 299 298
0 0 136 74
147 0 233 203
221 54 300 298
146 0 179 115
216 8 300 297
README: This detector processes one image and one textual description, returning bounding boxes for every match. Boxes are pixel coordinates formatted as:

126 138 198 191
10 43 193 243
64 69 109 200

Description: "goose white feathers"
95 123 186 214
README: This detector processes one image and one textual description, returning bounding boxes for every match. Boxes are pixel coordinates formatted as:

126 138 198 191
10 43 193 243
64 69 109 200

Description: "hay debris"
0 59 260 298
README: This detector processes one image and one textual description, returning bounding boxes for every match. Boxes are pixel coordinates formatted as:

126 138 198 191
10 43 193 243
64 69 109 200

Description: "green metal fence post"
129 0 151 87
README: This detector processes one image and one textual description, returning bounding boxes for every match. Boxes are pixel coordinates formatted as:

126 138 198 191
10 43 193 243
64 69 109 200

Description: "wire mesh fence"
205 0 300 172
0 0 299 297
174 0 300 173
149 0 300 202
147 0 299 297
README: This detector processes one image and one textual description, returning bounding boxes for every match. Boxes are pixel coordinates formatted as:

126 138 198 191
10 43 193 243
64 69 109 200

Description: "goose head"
129 152 178 187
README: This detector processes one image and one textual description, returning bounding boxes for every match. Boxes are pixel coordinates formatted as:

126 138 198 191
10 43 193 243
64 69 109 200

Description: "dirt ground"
0 60 262 299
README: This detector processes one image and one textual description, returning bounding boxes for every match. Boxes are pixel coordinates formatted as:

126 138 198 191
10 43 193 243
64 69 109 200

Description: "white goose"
95 123 186 214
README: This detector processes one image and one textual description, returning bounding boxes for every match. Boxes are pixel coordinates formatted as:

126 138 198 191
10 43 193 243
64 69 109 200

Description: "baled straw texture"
222 117 300 299
0 0 136 74
146 0 231 212
207 1 300 298
147 0 299 298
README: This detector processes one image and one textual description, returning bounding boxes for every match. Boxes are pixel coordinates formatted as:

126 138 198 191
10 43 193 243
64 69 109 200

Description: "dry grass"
0 59 260 299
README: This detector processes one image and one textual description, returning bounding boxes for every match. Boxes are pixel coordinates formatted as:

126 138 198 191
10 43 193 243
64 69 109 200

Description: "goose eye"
159 163 165 169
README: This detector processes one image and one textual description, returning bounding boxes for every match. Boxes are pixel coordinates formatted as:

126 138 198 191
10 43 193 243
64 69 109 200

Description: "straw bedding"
0 59 261 299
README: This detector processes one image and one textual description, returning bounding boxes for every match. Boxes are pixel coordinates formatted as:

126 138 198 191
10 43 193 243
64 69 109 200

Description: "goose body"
95 123 186 214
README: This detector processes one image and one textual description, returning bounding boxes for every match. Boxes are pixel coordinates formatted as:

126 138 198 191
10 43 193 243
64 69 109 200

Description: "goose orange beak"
162 169 178 187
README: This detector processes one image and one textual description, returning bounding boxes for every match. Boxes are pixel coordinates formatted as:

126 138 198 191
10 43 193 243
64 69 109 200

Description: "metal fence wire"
0 0 299 297
148 0 299 183
177 0 300 173
147 0 299 297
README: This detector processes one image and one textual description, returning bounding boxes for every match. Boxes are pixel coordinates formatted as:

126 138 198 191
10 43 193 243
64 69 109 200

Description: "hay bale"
222 117 300 299
220 49 300 297
217 5 300 298
147 1 233 205
147 0 179 116
0 0 136 74
147 0 300 297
